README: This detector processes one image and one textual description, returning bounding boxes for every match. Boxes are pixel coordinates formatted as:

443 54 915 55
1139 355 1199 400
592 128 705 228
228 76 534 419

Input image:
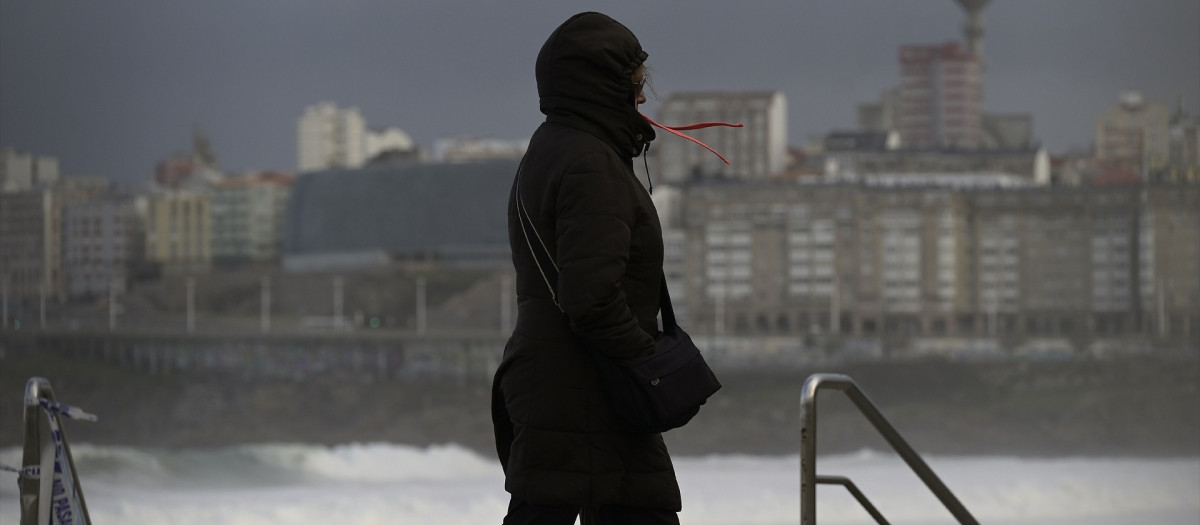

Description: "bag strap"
658 277 680 336
514 164 564 312
513 165 680 334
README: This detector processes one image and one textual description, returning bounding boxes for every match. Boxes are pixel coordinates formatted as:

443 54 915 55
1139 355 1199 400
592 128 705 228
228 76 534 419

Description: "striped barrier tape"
38 398 99 422
0 398 96 524
0 464 40 478
44 405 87 525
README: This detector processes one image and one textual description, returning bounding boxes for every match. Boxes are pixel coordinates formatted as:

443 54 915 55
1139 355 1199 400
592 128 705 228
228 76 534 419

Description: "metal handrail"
800 373 978 525
815 475 889 524
20 377 92 525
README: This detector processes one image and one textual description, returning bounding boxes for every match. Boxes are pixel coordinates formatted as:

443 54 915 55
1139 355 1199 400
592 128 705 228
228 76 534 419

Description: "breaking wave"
2 444 1197 524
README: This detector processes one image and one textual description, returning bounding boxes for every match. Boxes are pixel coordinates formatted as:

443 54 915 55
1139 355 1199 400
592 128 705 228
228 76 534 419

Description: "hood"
536 12 656 159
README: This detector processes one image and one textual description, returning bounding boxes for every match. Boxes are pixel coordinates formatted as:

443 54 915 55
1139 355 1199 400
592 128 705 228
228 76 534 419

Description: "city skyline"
1 0 1197 184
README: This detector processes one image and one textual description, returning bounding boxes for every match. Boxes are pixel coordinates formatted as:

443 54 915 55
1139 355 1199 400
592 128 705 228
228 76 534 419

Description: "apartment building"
0 147 59 193
1167 100 1200 182
655 91 787 184
821 130 1050 183
1095 92 1171 174
1139 188 1200 336
63 199 139 298
297 103 420 172
897 42 983 149
681 182 858 335
675 180 1199 344
141 192 211 274
0 179 109 301
1 191 56 300
297 102 368 172
210 172 294 264
857 40 1033 153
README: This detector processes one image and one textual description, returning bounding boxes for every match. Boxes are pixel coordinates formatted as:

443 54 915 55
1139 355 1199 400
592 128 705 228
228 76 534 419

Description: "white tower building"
1 147 59 193
297 103 367 172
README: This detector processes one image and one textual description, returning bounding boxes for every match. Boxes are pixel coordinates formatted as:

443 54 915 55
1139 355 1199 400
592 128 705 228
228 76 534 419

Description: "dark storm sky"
1 0 1197 184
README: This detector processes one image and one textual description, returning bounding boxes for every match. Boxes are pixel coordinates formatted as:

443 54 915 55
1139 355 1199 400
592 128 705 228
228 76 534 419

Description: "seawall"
3 342 1196 458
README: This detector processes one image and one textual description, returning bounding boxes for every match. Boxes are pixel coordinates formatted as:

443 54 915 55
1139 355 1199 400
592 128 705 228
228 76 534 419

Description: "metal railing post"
800 373 978 525
815 475 889 524
20 377 92 525
799 375 821 525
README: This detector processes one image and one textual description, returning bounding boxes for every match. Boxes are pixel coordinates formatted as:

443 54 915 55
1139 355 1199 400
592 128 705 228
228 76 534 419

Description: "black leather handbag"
515 168 721 433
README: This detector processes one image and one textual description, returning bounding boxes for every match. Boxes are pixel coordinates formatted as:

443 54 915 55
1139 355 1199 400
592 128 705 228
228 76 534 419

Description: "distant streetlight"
109 279 119 332
261 275 272 334
187 277 195 333
416 276 427 335
333 275 344 331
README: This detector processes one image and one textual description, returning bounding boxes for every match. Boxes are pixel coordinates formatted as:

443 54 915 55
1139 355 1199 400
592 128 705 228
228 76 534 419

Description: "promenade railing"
799 373 978 524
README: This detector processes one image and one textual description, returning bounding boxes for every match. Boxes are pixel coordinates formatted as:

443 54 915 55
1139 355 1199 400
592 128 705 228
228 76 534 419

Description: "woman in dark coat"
492 11 680 525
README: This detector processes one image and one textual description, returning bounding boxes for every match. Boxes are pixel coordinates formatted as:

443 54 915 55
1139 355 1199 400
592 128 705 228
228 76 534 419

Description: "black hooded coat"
491 12 681 511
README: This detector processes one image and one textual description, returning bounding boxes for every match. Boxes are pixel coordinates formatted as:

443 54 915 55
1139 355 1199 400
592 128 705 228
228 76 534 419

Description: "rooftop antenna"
954 0 992 59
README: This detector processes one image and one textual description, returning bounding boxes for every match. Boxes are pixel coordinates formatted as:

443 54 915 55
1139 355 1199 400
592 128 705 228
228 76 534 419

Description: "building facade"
282 160 517 272
1167 99 1200 182
897 42 984 149
1 180 108 302
674 180 1199 346
858 88 902 133
821 135 1050 184
141 192 211 274
1139 188 1200 336
297 102 368 172
63 199 139 298
1094 92 1171 175
1 191 57 301
1 148 59 194
655 91 787 184
210 172 294 264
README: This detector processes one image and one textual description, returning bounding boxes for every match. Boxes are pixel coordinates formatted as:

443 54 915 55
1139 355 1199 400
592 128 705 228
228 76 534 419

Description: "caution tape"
44 400 88 525
0 464 40 479
2 398 97 524
38 398 98 422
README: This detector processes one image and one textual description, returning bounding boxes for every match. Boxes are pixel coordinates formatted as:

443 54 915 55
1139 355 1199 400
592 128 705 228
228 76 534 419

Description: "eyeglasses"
633 77 646 94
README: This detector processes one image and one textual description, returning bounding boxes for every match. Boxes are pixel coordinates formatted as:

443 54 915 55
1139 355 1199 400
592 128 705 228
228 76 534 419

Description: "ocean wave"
2 444 1197 524
241 442 497 482
2 442 499 489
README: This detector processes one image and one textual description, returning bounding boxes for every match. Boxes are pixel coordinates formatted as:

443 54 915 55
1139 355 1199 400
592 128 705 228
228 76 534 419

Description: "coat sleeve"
554 153 656 360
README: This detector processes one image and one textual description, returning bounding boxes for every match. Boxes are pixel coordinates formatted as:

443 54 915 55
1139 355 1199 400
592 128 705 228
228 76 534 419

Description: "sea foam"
2 444 1197 525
